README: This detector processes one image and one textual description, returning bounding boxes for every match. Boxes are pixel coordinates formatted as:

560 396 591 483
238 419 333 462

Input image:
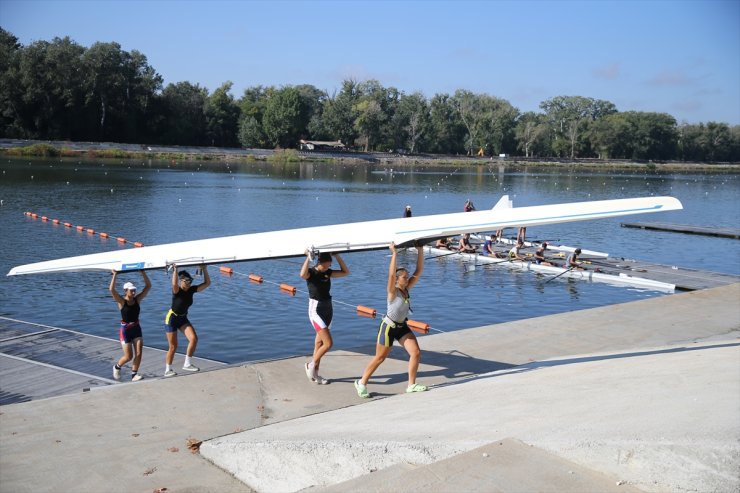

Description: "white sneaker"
304 362 316 382
113 366 121 380
131 374 144 382
314 374 329 385
164 369 177 377
182 365 200 372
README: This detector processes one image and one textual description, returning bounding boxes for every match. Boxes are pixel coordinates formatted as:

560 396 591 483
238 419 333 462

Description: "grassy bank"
1 142 738 171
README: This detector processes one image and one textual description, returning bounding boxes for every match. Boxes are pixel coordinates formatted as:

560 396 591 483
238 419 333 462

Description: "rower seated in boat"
482 234 496 256
566 248 584 270
435 237 452 250
508 240 526 261
458 233 477 253
533 242 553 266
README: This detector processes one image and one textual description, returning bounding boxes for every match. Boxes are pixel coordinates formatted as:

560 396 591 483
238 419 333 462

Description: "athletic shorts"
165 309 190 333
119 321 143 344
308 298 333 332
376 317 412 347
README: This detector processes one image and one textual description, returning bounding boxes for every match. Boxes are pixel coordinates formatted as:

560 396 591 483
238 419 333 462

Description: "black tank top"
120 299 140 322
306 267 332 301
171 286 197 314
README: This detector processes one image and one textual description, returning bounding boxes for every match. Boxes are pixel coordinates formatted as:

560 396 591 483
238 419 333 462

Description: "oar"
544 266 576 284
466 255 522 273
424 249 463 260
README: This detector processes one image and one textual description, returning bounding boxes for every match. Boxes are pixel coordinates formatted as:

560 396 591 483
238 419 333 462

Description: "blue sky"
1 0 738 124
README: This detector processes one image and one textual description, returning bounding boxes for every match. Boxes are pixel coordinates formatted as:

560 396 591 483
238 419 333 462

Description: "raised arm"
407 245 424 290
171 264 180 294
387 243 398 298
300 249 311 280
137 270 152 301
109 270 124 307
197 265 211 292
332 253 350 279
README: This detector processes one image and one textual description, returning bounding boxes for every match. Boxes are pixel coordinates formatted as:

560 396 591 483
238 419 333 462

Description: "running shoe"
314 374 329 385
131 374 144 382
304 362 316 382
164 369 177 377
354 380 369 398
406 383 428 393
182 365 200 372
113 365 121 381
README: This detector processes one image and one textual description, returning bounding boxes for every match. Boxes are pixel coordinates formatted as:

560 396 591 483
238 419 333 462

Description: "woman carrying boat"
164 264 210 377
355 242 426 398
110 270 151 382
300 250 350 385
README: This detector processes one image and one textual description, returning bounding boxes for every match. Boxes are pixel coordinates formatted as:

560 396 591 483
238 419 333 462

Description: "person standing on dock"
355 242 426 398
403 205 412 217
164 265 210 377
110 270 151 382
300 250 350 385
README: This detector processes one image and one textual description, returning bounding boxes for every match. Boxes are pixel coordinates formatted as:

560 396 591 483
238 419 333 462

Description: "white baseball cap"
123 282 137 291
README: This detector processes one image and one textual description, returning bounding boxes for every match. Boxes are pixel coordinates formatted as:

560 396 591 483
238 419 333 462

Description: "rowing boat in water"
482 236 608 258
425 247 676 293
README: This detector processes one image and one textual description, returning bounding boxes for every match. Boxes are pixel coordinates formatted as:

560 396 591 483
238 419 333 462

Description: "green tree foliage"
205 81 239 147
1 29 737 162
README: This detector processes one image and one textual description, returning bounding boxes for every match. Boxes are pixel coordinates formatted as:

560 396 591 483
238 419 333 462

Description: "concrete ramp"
318 438 642 493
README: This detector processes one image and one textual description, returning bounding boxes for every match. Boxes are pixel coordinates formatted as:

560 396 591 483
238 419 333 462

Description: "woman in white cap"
110 270 151 381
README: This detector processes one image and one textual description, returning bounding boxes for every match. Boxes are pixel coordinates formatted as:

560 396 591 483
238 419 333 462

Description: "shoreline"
2 138 739 172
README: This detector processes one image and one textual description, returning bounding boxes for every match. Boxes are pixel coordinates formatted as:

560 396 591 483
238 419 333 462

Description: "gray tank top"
386 288 410 322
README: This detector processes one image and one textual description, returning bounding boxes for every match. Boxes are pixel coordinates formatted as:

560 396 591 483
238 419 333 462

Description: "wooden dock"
0 316 226 406
621 222 740 239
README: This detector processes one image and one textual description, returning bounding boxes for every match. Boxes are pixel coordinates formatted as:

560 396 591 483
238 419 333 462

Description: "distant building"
299 139 346 151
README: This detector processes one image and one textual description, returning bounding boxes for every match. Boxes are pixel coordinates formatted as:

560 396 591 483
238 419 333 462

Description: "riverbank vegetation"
1 29 738 163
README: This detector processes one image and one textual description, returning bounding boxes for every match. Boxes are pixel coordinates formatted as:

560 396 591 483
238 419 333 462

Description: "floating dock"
621 221 740 239
0 316 225 405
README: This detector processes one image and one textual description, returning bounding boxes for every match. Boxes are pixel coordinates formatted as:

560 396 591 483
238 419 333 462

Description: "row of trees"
1 29 738 162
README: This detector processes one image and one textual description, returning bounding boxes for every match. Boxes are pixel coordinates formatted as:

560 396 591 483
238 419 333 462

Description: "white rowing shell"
8 196 682 276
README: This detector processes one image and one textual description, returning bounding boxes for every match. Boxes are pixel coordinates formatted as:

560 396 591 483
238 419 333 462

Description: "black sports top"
306 267 332 301
120 300 140 323
171 286 197 314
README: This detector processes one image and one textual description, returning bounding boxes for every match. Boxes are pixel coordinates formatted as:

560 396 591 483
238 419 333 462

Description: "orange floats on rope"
52 219 60 224
134 242 144 248
219 266 234 275
117 237 127 243
99 232 109 238
356 305 377 318
248 274 264 283
279 283 297 295
30 213 38 218
407 319 430 334
76 225 84 231
64 222 72 228
41 216 48 221
86 228 95 234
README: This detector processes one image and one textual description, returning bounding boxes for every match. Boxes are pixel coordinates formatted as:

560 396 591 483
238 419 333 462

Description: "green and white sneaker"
354 380 369 398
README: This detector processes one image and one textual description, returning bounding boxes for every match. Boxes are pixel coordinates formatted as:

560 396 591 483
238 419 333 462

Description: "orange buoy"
356 305 377 318
52 219 60 224
279 283 297 295
24 212 31 216
407 319 430 334
117 237 127 243
86 228 95 234
64 222 72 228
219 266 234 275
134 242 144 248
99 232 109 238
41 216 48 221
248 274 264 283
30 213 38 218
76 225 84 231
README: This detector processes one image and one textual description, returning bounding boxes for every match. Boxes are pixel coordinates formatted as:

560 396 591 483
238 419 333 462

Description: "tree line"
1 29 738 162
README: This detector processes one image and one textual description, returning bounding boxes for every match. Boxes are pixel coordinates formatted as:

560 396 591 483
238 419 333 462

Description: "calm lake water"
1 157 738 364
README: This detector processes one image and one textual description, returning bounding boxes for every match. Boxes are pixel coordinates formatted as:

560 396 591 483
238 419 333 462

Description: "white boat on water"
471 235 608 258
425 247 675 293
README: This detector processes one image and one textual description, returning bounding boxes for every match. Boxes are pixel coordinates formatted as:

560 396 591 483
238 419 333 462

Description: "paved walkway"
1 284 738 493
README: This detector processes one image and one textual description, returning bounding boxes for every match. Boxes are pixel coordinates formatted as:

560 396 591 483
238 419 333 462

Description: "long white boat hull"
8 196 682 276
425 247 676 293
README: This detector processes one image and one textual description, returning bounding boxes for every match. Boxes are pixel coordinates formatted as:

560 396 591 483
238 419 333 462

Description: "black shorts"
376 318 412 347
